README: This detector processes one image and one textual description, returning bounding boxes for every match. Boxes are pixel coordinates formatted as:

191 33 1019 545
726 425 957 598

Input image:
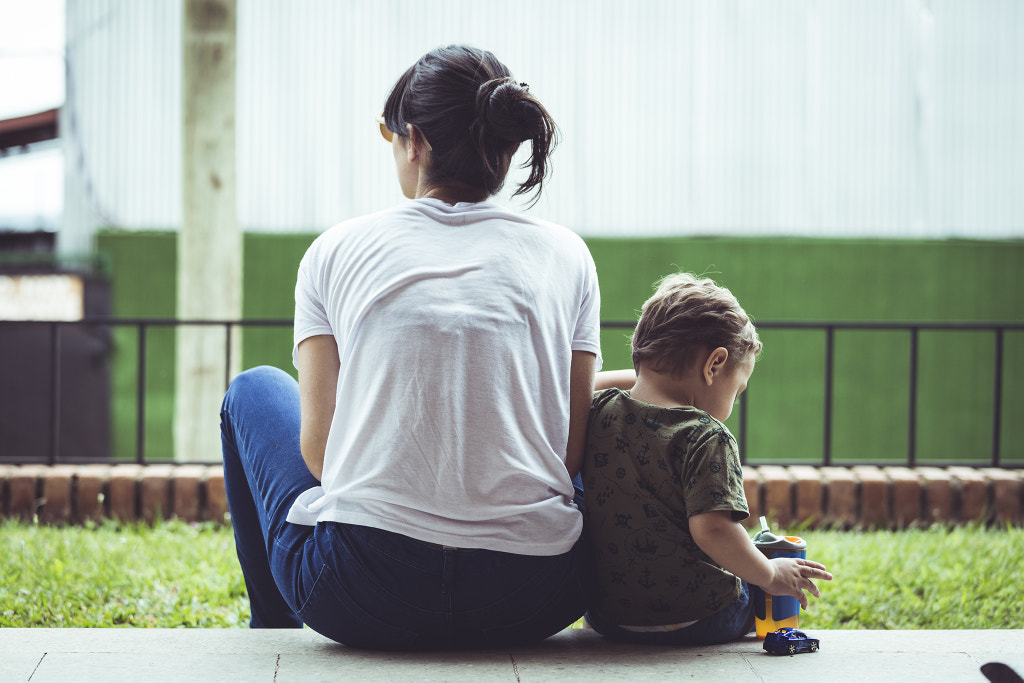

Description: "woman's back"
289 198 601 554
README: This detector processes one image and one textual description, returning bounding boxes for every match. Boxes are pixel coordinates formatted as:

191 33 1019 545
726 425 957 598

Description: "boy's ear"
702 347 729 385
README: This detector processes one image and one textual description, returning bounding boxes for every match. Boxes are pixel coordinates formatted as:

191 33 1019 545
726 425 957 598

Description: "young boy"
583 273 832 645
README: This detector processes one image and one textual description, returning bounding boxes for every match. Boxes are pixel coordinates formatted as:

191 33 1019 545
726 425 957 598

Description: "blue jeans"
220 366 590 650
585 582 755 646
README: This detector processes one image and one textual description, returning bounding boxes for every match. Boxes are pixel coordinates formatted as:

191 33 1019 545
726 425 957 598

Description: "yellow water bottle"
751 516 807 639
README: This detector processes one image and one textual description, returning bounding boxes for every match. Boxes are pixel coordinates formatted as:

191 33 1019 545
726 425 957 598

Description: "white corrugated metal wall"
61 0 1024 251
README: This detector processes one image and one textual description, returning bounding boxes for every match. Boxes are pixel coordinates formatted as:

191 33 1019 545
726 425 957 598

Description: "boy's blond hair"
631 273 762 376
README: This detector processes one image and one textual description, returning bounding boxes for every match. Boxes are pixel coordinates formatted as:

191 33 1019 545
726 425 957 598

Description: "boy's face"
700 353 755 422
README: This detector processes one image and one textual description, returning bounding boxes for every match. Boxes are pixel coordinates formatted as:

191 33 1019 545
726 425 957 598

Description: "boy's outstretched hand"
689 511 833 608
763 558 833 609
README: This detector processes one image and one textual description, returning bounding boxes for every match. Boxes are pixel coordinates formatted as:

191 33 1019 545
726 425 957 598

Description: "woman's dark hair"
382 45 558 203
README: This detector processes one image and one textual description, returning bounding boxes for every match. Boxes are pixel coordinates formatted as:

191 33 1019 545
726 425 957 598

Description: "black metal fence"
2 318 1022 468
755 322 1020 468
0 318 285 467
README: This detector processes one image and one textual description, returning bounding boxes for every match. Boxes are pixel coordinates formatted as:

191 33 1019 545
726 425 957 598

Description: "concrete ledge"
1 464 1022 528
1 627 1021 682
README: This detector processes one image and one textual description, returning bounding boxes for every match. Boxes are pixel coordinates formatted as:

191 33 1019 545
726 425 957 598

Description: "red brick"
820 467 858 529
7 465 47 522
108 464 144 522
172 465 208 522
742 466 762 528
140 464 174 524
853 466 890 529
758 466 793 528
204 466 229 524
39 465 79 525
74 465 110 523
789 466 824 527
917 467 954 525
884 467 922 529
948 467 989 523
981 468 1021 526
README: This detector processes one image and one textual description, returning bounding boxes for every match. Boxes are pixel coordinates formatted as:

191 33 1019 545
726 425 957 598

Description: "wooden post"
177 0 240 463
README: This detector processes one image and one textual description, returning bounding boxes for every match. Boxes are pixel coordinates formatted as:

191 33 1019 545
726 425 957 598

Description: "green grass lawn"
1 520 1021 629
798 525 1023 630
0 521 248 627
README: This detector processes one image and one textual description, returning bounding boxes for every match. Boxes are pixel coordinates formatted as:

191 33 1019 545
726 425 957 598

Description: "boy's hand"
689 511 833 609
763 558 833 609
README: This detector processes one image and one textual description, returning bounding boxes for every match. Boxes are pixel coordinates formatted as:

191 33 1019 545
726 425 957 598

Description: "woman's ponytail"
473 78 558 202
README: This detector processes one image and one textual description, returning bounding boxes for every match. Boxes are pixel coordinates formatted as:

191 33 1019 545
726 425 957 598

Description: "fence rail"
2 318 1022 468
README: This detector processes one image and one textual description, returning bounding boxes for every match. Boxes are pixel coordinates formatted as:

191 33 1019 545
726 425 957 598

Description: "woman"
220 45 602 649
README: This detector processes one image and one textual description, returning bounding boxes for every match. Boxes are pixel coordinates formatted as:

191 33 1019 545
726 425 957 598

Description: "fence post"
48 322 61 465
822 326 834 466
992 328 1004 467
136 322 147 464
907 327 919 467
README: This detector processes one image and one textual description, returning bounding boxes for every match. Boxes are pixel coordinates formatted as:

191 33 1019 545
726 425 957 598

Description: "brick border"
1 464 1021 528
739 465 1023 529
0 464 230 526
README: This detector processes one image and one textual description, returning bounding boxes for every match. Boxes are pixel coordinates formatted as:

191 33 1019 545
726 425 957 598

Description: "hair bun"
475 78 538 143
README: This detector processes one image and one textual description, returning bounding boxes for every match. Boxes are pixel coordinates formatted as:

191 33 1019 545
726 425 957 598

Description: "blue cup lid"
751 516 807 551
752 531 807 551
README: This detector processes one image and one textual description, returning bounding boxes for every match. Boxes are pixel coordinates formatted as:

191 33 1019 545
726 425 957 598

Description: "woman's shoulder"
306 204 418 254
320 203 416 236
498 208 594 267
505 208 584 243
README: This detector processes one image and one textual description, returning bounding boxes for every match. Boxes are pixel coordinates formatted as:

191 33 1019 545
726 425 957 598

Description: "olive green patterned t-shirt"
582 388 749 626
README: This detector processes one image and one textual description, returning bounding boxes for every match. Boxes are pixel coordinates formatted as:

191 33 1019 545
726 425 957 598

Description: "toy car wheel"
810 642 818 652
788 644 796 654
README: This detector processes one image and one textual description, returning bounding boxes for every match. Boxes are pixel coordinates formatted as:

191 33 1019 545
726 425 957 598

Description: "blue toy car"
763 628 820 655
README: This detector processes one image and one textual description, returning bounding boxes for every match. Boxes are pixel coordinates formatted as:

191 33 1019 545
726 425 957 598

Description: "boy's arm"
689 511 832 609
296 334 341 482
565 350 597 478
594 369 636 391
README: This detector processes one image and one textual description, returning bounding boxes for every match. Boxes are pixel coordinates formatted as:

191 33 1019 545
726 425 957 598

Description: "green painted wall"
587 237 1024 467
97 231 1024 465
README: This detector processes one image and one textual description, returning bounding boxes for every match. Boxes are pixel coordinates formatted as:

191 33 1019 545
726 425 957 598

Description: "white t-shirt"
287 198 602 556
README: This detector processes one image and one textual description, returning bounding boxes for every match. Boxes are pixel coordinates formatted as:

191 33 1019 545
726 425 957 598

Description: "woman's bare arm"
296 335 341 481
565 350 597 478
594 369 636 391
